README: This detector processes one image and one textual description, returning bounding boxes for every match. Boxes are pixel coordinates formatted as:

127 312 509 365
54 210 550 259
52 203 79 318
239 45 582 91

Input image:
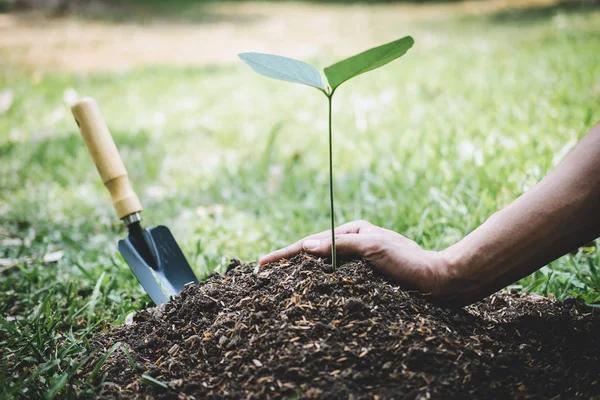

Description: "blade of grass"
45 373 69 400
87 272 106 322
141 374 168 389
0 316 21 335
260 122 284 173
88 342 121 382
122 346 138 372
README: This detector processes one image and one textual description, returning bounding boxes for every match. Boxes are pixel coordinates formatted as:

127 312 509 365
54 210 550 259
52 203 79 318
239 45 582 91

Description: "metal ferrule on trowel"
71 98 199 305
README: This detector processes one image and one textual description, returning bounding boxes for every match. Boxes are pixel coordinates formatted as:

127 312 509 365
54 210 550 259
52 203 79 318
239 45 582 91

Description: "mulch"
91 253 600 399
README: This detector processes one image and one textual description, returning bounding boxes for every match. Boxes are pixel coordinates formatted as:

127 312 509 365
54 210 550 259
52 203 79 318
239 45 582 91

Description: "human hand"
259 220 449 297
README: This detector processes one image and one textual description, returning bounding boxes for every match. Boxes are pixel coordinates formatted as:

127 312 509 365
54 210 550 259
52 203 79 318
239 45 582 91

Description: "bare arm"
260 122 600 306
440 121 600 305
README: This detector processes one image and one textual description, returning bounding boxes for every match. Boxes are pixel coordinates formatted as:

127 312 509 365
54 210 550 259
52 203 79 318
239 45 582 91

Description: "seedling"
239 36 414 267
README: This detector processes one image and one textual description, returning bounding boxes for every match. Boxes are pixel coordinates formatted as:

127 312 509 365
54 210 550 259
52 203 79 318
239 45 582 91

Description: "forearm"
439 122 600 305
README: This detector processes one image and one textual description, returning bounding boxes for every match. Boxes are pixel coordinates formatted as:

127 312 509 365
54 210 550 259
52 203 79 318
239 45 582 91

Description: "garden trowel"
71 98 199 305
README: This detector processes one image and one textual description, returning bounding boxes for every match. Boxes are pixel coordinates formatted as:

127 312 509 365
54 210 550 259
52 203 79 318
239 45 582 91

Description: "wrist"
429 246 466 299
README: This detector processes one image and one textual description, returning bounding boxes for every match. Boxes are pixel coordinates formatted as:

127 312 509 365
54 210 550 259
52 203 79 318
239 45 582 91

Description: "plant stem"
328 94 336 269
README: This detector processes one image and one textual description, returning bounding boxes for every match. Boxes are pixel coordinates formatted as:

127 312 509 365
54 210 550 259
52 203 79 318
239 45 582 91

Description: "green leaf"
141 374 169 389
44 373 68 400
87 342 121 382
238 53 326 92
87 272 105 322
0 316 20 335
122 345 138 372
324 36 414 91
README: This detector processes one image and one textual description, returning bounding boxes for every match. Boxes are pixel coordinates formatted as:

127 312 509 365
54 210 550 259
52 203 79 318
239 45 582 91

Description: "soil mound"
94 254 600 399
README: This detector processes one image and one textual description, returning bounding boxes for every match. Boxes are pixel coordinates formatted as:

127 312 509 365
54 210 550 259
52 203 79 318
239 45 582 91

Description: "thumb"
302 234 375 258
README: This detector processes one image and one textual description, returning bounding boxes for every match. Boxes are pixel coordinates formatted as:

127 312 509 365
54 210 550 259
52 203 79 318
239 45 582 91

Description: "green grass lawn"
1 2 600 397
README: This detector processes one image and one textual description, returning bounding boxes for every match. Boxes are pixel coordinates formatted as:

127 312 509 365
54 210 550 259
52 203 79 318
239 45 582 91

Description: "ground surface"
0 0 565 71
1 0 600 397
95 254 600 399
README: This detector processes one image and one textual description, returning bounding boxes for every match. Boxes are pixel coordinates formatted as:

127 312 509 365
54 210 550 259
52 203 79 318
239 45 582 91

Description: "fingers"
302 234 378 259
259 220 375 266
259 241 307 266
259 231 333 266
332 219 374 235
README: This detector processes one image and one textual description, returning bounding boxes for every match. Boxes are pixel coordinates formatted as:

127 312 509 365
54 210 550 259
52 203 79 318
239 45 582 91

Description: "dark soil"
92 254 600 399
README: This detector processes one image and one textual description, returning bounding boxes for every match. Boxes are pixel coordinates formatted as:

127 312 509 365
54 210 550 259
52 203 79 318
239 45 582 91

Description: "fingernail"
303 240 320 251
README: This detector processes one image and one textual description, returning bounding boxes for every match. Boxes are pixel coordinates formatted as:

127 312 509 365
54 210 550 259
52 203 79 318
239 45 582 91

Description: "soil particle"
91 254 600 399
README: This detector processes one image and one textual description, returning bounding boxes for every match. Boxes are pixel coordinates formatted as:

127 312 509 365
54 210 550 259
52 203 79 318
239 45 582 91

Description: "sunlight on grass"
1 2 600 397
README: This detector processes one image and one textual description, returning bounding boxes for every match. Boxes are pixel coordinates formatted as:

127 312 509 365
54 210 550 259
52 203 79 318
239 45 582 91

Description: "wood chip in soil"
89 253 600 399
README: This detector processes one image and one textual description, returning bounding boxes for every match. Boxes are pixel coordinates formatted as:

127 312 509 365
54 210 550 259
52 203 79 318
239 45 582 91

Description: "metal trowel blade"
118 225 199 305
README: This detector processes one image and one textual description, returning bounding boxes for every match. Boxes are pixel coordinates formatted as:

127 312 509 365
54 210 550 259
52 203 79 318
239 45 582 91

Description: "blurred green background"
1 0 600 397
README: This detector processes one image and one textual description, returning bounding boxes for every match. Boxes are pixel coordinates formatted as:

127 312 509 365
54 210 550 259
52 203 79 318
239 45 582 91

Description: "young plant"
239 36 414 268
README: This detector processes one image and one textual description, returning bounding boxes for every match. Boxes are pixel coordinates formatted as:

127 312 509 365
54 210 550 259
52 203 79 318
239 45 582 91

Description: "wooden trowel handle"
71 98 143 220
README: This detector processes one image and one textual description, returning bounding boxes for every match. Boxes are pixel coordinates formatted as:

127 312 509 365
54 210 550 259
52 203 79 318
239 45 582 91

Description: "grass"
1 1 600 397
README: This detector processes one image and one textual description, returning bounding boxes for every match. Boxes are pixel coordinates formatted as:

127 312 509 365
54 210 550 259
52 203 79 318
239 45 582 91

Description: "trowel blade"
118 225 199 305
